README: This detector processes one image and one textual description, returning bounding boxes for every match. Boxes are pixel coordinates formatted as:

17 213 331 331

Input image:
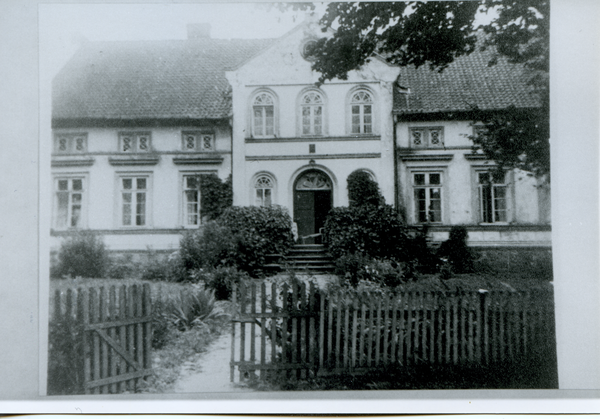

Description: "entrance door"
293 171 332 243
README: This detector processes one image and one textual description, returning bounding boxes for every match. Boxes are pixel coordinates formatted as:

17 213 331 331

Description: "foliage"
347 170 383 207
199 173 233 221
47 314 84 395
139 251 187 283
193 266 250 300
404 226 441 274
437 226 476 274
323 204 407 259
52 231 109 279
179 221 239 274
335 253 412 288
218 206 295 275
295 0 549 179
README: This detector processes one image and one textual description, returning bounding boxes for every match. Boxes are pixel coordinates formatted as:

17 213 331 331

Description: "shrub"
437 226 475 274
347 170 383 207
53 231 109 279
404 226 441 273
179 221 239 275
193 266 250 300
336 253 411 288
323 204 407 259
218 206 295 275
47 315 84 395
199 173 233 221
139 251 187 282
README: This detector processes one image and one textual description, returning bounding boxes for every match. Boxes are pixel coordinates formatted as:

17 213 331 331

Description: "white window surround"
409 127 444 149
182 173 202 227
346 87 377 135
252 173 276 207
118 132 152 153
54 133 88 154
250 90 278 138
182 131 215 152
473 169 512 224
405 165 448 225
53 174 87 229
116 172 152 228
298 89 327 136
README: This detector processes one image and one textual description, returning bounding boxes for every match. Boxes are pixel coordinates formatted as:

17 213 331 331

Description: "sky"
40 3 325 79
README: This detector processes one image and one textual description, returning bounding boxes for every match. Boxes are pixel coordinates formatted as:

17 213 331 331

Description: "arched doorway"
293 170 333 244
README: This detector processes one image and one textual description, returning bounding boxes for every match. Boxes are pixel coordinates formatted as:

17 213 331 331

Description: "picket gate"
50 284 153 394
230 281 555 382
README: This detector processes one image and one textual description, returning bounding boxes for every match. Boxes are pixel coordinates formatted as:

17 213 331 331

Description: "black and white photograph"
1 0 599 413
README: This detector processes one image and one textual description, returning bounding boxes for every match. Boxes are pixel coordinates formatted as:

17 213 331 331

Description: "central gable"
231 20 398 86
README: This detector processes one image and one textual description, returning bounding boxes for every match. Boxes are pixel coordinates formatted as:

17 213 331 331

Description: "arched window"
254 175 274 207
350 90 373 134
252 93 275 137
301 91 323 135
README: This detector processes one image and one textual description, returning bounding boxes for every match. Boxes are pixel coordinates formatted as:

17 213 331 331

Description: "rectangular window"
183 175 201 226
54 134 87 153
478 172 507 223
182 132 214 151
119 132 151 153
120 176 148 226
410 127 444 148
54 177 84 229
413 172 442 223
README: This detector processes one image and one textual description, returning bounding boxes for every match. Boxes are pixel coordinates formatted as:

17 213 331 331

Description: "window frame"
251 91 277 138
118 132 152 153
181 131 215 152
53 174 87 230
347 87 376 135
409 127 444 149
298 89 327 137
474 169 511 225
411 171 444 224
252 173 276 207
54 133 88 154
116 172 152 228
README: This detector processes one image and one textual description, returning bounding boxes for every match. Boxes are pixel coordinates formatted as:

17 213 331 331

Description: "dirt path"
172 330 255 393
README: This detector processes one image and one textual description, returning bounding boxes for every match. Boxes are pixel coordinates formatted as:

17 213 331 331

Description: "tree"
296 1 550 179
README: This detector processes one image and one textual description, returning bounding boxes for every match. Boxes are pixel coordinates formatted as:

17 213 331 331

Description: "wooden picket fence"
230 281 555 382
49 284 153 394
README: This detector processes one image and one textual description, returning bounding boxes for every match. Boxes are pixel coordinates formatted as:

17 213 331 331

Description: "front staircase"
264 244 335 274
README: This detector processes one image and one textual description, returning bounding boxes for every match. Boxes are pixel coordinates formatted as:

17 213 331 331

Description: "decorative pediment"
296 171 332 190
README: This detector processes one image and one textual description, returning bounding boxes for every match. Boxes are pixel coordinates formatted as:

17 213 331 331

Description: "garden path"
171 330 255 393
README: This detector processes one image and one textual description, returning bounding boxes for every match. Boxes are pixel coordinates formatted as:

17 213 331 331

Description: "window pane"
122 178 132 189
255 189 263 206
415 189 427 222
352 105 360 115
136 192 146 225
314 106 322 116
185 190 198 204
186 176 198 189
314 125 322 135
264 189 272 207
56 192 69 228
364 105 372 114
265 107 274 118
364 115 372 124
265 117 274 135
478 173 489 184
254 108 262 119
429 187 441 200
428 198 441 222
429 173 441 185
71 205 81 227
136 178 146 190
414 174 425 185
480 185 492 222
364 124 372 134
72 179 82 190
351 124 360 134
122 193 131 225
72 193 82 204
58 180 68 191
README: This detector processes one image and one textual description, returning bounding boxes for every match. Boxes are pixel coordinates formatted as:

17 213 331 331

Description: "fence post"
230 283 236 383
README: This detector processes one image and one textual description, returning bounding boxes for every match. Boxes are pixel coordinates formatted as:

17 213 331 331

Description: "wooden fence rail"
49 284 153 394
230 281 555 382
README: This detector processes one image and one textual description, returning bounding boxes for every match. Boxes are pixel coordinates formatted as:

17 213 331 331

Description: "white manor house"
50 20 551 267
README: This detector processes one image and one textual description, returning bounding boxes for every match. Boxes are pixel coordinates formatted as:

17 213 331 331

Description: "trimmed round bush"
347 170 383 207
52 231 109 279
323 204 407 260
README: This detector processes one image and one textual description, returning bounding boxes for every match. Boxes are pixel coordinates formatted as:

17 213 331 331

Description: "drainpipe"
393 113 399 212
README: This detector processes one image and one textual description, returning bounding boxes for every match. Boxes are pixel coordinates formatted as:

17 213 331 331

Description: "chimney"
187 23 211 39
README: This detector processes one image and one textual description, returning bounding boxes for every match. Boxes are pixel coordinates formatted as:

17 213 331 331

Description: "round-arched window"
254 175 274 207
301 91 323 136
350 90 373 134
252 93 275 137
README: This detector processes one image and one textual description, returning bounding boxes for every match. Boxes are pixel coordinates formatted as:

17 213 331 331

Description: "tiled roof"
53 38 273 121
393 42 542 115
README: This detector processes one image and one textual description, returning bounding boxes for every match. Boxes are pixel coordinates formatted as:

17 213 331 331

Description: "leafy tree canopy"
281 1 550 179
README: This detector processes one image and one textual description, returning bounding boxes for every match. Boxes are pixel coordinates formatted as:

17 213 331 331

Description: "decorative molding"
108 155 160 166
407 224 552 232
246 153 381 161
51 157 95 167
173 155 224 165
55 151 231 156
246 135 381 143
51 228 189 236
464 153 494 161
398 154 454 162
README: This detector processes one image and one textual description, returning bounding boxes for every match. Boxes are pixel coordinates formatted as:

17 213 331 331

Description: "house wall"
396 119 551 248
50 124 231 253
227 21 399 213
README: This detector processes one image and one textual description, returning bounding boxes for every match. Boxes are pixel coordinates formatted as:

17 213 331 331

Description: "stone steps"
264 244 336 273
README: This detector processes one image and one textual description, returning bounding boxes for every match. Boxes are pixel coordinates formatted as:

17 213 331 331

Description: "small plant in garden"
193 266 250 300
52 230 109 279
437 225 476 274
